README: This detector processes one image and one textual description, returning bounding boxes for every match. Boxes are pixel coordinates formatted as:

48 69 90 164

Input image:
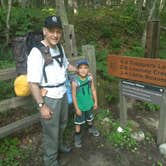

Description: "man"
27 15 76 166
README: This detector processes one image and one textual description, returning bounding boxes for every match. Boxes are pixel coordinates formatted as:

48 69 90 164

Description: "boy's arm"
71 81 82 116
90 77 98 110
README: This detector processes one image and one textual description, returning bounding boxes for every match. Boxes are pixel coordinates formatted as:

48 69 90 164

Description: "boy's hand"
93 102 98 110
76 109 82 116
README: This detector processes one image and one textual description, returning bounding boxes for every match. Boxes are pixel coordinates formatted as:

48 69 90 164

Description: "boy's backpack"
74 75 92 95
12 31 64 83
66 73 92 104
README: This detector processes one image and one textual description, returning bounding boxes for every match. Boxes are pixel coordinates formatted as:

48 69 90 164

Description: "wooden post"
82 45 96 84
63 24 77 57
144 20 160 58
157 88 166 144
119 81 127 127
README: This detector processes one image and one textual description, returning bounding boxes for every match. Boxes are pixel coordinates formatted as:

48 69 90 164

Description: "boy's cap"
76 59 89 67
44 16 62 29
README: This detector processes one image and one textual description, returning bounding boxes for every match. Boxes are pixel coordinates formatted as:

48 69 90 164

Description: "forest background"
0 0 166 166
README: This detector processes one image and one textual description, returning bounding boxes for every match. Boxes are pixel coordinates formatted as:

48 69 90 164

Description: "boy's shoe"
59 144 72 153
88 126 100 137
74 133 82 148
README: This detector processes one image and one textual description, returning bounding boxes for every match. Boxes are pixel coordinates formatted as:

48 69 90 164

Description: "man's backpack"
12 31 64 83
12 31 64 97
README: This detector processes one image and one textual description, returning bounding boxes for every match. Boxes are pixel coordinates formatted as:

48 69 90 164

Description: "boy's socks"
74 132 82 148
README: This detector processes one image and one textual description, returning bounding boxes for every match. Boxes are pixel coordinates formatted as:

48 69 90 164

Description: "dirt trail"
22 124 166 166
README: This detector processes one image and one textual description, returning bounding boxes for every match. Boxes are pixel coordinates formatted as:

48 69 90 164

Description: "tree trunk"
56 0 68 25
68 0 73 7
6 0 12 45
0 0 5 8
148 0 160 20
141 0 160 47
160 0 165 11
73 0 78 14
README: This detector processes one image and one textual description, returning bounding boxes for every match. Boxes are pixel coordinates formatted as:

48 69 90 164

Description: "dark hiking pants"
41 93 68 166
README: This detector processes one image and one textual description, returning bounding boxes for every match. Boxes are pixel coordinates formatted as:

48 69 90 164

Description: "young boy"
71 59 100 148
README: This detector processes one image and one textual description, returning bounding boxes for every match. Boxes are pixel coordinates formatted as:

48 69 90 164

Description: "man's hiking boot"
74 133 82 148
88 126 100 137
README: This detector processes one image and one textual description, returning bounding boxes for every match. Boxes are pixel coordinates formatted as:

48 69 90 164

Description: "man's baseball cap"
44 15 62 29
76 59 89 68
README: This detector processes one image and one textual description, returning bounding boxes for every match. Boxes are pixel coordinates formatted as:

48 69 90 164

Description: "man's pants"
41 93 68 166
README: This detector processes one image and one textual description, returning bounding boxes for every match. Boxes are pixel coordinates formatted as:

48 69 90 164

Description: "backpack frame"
12 31 64 84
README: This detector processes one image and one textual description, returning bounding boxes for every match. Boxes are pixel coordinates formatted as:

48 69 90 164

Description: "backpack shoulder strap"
35 42 53 83
36 42 53 65
53 43 64 67
72 76 80 88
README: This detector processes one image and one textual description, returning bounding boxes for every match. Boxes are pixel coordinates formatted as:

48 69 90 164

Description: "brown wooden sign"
108 55 166 87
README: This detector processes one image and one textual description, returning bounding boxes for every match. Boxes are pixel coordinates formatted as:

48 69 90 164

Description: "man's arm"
29 82 53 119
29 82 43 104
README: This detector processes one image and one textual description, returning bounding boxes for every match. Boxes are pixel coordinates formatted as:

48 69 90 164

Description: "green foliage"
159 32 166 59
96 49 109 77
96 109 138 151
0 60 15 69
0 7 56 39
144 132 155 144
96 49 119 105
0 43 13 62
156 161 163 166
0 137 28 166
41 8 56 17
111 38 122 53
0 80 15 100
11 7 44 36
160 5 166 26
134 101 160 112
72 5 143 50
108 123 138 151
124 42 144 57
143 102 160 112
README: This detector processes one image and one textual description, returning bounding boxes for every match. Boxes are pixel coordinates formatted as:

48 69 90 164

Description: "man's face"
43 27 62 47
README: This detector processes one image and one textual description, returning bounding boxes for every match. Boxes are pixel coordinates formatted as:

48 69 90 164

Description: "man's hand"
40 104 53 119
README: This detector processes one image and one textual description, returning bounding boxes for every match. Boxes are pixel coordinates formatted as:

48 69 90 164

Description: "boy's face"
78 64 89 78
43 27 62 48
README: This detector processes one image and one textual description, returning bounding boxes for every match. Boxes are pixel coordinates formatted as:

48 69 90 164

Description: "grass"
0 137 29 166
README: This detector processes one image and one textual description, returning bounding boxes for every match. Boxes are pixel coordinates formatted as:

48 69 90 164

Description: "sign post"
119 81 127 127
108 55 166 144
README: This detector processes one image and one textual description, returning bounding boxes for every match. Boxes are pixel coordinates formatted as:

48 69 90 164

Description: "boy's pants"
41 93 68 166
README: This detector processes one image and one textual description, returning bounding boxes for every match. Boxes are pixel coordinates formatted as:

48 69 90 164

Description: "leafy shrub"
95 109 138 151
0 137 28 166
134 101 160 112
124 42 144 57
0 80 15 100
0 7 56 41
71 5 143 49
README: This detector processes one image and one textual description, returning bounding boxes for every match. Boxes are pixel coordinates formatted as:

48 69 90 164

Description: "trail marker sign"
121 80 164 105
108 55 166 87
107 55 166 144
